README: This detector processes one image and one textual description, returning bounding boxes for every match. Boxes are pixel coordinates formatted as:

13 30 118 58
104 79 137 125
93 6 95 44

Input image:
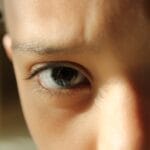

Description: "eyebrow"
12 41 100 55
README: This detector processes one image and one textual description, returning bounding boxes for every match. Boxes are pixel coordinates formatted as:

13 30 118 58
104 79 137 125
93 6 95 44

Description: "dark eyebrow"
12 41 99 55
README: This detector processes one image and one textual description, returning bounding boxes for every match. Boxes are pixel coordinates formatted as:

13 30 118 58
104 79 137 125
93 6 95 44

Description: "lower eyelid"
30 72 92 96
30 80 93 109
26 61 94 95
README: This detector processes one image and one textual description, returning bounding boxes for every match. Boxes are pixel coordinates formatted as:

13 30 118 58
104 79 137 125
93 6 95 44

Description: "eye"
29 62 91 90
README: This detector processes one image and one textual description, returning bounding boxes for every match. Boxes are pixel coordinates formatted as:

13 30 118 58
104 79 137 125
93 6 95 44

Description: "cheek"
12 61 96 149
15 81 97 150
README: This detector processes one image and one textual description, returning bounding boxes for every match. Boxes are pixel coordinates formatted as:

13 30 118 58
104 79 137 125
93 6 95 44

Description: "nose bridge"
96 78 146 150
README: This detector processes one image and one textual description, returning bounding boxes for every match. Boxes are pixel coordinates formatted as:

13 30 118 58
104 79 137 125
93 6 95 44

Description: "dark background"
0 7 35 150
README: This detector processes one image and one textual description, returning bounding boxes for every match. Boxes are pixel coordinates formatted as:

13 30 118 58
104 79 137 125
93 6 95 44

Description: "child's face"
3 0 150 149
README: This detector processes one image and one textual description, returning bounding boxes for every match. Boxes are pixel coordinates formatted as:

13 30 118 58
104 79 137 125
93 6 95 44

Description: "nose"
95 78 149 150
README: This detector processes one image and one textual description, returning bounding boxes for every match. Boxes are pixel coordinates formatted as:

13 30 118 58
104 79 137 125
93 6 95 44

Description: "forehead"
4 0 98 46
3 0 150 52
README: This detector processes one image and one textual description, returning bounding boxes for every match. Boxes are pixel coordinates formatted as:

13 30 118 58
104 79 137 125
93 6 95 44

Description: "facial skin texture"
3 0 150 149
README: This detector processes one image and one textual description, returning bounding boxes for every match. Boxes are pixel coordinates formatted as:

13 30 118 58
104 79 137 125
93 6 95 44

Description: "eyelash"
26 61 92 90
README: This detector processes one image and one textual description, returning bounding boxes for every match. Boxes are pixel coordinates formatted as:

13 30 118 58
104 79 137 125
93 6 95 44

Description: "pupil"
51 67 78 87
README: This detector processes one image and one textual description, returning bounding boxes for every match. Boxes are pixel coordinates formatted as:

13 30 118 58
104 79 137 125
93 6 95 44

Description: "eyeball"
38 65 89 90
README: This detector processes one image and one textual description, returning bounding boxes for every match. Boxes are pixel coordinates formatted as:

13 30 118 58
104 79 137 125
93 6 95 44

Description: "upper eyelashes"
27 61 91 90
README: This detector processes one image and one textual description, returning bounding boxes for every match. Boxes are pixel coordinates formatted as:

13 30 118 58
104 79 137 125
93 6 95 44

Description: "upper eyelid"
26 64 53 80
26 61 93 82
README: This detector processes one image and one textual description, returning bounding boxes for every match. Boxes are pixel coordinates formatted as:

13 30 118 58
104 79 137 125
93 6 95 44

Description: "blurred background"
0 1 36 149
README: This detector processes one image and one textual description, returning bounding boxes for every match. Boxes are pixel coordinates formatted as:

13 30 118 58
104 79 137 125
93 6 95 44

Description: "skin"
2 0 150 149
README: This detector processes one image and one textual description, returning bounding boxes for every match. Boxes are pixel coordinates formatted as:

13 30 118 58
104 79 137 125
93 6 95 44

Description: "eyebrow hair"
12 41 99 55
